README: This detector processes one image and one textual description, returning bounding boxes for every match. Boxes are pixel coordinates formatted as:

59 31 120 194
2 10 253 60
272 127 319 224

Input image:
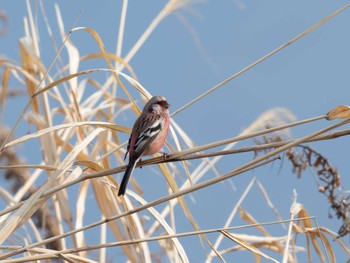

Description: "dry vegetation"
0 1 350 262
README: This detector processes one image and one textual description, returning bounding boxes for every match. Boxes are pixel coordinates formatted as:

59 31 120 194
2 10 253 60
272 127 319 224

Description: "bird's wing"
133 115 162 155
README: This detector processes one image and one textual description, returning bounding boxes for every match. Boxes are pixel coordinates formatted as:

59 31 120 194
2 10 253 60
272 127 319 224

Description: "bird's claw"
160 151 169 161
139 158 143 169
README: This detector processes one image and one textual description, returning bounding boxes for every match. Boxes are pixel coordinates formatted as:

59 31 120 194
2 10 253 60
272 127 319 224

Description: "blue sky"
1 1 350 262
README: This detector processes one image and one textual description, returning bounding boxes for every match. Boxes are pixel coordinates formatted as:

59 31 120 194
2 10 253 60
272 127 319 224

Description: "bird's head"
144 96 170 114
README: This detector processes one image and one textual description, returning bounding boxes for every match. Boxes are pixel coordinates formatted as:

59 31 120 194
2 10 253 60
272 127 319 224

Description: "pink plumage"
118 96 170 196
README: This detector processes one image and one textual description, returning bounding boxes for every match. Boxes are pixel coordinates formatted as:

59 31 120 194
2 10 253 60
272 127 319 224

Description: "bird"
118 96 171 196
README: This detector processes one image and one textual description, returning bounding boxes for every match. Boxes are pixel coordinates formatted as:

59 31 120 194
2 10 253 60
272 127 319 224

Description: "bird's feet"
139 158 143 169
159 151 169 161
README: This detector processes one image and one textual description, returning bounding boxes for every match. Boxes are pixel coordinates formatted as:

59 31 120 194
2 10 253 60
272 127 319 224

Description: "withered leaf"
326 105 350 120
74 160 104 171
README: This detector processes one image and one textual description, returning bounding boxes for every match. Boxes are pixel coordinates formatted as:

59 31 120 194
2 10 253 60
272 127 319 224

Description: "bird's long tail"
118 159 137 196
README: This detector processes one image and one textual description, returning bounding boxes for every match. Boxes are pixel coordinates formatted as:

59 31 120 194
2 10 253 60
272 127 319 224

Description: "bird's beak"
164 102 170 109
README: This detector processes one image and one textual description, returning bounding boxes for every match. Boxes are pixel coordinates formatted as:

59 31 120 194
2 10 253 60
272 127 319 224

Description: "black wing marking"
134 120 162 154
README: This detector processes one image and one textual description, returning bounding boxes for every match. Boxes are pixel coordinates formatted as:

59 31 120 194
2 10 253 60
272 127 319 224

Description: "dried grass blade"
220 230 279 263
18 39 39 113
25 0 39 56
318 232 335 263
126 191 189 263
71 27 140 112
0 67 11 122
168 122 193 186
239 207 271 237
75 180 89 254
3 121 129 150
93 180 139 262
318 227 350 254
256 180 284 223
0 127 105 245
74 160 104 171
157 161 198 233
32 69 101 97
118 72 151 98
123 0 188 65
283 192 301 263
298 208 325 262
115 0 128 58
157 161 224 261
0 164 58 171
206 178 256 263
0 246 98 263
82 53 136 79
122 197 152 262
55 5 80 91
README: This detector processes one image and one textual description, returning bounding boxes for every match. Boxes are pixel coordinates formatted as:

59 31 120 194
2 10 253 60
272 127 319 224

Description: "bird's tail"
118 159 137 196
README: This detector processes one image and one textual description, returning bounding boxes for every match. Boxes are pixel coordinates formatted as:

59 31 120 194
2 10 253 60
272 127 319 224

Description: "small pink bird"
118 96 171 196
